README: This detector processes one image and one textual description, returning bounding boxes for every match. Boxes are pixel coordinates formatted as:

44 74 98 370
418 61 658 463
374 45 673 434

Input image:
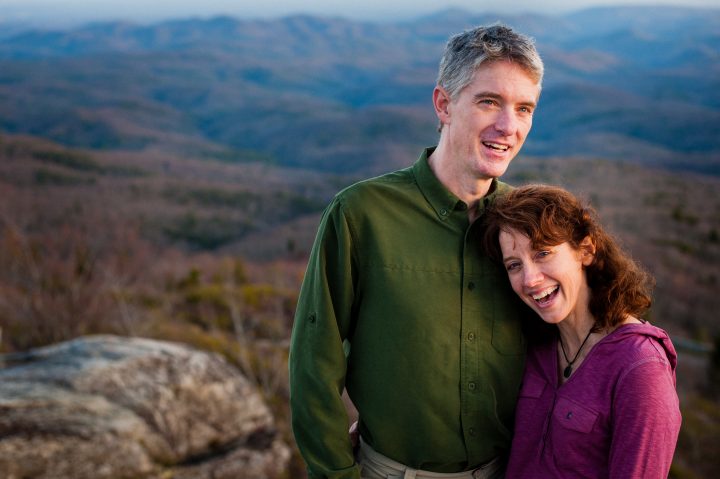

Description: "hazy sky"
1 0 718 26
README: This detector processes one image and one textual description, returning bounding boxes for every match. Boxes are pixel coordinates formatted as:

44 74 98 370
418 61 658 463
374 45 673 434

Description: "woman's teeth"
532 286 558 303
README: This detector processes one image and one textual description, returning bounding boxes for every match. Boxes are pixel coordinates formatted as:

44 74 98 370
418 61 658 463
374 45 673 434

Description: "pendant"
563 365 572 378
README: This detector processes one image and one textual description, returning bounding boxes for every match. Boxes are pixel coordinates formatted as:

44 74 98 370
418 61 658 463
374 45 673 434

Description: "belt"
357 437 504 479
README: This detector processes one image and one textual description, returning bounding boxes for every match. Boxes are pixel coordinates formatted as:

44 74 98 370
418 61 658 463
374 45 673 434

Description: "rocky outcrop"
0 335 290 479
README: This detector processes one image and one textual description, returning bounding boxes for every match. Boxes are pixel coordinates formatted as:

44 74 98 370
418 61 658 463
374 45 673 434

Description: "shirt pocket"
519 372 547 399
550 396 601 472
490 310 526 356
512 372 548 446
552 396 598 433
489 268 527 356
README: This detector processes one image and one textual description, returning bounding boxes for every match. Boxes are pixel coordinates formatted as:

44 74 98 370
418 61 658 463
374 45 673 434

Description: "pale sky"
1 0 718 27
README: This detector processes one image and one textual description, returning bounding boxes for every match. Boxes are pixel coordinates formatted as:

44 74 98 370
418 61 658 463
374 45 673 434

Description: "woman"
481 184 681 478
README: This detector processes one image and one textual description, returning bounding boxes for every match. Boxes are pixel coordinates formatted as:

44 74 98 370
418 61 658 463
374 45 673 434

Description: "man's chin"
476 161 512 180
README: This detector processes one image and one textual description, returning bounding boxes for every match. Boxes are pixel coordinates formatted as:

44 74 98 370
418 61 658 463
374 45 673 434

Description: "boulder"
0 335 290 479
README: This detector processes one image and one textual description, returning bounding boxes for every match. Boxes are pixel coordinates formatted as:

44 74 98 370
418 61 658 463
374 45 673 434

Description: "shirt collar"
412 147 509 221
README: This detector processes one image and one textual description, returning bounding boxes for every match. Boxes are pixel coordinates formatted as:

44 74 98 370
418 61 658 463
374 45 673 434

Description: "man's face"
437 61 540 180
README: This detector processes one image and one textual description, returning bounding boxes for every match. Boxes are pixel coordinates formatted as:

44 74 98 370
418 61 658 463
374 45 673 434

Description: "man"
289 24 544 479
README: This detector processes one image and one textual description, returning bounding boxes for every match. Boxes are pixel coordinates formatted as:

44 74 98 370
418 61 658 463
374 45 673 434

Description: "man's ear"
433 86 451 127
579 236 596 266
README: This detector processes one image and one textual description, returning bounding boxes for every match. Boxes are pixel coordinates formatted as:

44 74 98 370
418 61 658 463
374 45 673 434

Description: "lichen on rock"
0 335 290 479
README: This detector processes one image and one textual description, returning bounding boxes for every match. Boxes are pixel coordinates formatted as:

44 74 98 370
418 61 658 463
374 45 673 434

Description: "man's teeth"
532 286 558 301
483 142 509 151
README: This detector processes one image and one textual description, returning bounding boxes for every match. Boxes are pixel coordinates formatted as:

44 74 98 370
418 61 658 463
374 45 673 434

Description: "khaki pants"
357 438 505 479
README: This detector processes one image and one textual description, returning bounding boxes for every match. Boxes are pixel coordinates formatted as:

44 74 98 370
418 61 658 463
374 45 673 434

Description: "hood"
602 322 678 372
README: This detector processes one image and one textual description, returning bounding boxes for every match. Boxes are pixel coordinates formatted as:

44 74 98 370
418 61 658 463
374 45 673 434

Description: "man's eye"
505 262 521 272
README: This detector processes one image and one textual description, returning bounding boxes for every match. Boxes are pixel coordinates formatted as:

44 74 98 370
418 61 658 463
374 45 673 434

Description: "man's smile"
482 141 510 151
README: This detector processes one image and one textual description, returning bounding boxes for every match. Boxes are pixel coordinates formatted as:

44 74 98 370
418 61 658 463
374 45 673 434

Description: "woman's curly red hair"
482 184 653 330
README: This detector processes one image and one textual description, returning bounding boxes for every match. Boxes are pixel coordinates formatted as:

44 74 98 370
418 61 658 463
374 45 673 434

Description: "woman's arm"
609 358 681 478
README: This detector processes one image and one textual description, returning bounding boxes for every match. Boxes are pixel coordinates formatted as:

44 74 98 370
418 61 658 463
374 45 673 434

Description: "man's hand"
349 420 359 448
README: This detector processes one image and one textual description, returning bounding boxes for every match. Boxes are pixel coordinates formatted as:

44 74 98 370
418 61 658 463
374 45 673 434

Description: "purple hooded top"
506 322 681 478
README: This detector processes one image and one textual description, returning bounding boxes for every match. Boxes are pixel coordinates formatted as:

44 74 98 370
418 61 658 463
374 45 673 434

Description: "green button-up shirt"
289 148 528 479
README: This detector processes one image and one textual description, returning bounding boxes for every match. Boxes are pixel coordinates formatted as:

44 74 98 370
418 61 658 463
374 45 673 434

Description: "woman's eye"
505 262 520 272
536 250 551 259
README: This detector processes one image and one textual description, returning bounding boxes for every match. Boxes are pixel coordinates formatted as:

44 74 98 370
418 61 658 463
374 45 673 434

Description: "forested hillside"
1 132 718 476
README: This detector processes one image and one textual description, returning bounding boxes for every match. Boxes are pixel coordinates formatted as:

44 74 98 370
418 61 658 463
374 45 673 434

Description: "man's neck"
427 147 495 221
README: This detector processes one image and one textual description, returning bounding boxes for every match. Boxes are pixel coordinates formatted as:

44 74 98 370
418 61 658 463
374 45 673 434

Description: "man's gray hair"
437 24 544 100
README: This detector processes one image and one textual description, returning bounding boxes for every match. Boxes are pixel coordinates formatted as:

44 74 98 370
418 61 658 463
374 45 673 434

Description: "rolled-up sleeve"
289 198 360 479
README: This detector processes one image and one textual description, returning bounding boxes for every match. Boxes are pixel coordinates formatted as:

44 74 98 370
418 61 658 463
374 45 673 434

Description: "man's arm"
289 198 361 479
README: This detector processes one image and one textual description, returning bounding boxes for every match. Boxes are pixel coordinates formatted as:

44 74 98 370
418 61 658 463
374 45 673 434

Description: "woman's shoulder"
596 321 677 373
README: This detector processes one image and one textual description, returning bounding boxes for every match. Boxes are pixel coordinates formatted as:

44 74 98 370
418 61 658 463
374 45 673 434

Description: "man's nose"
495 109 518 136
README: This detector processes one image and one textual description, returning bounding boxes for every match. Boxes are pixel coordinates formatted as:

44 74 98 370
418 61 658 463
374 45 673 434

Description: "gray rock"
0 335 290 479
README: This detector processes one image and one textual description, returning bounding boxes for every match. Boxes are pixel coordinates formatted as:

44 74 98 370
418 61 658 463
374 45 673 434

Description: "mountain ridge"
0 6 718 174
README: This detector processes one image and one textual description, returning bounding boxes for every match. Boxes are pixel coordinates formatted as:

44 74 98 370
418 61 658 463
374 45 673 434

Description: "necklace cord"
559 328 593 378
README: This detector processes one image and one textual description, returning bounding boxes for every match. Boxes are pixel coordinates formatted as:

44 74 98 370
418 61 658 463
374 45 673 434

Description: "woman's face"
498 228 595 325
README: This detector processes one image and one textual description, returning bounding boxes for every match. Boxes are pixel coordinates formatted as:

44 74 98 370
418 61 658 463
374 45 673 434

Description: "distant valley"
0 6 718 175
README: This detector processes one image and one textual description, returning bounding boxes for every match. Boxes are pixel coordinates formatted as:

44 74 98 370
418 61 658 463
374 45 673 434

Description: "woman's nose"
522 264 543 287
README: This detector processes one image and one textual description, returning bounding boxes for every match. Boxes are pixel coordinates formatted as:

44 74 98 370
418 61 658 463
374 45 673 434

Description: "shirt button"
440 208 448 216
469 427 476 436
468 382 476 391
467 332 475 341
468 282 475 291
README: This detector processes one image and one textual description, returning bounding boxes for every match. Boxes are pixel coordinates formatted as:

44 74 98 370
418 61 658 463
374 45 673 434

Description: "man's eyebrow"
473 92 502 102
472 91 537 108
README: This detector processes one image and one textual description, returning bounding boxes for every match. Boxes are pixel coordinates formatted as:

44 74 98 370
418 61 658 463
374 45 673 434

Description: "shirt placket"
459 212 483 455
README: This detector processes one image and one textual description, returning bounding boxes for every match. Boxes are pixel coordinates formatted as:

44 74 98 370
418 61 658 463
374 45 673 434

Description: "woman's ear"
579 236 596 266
